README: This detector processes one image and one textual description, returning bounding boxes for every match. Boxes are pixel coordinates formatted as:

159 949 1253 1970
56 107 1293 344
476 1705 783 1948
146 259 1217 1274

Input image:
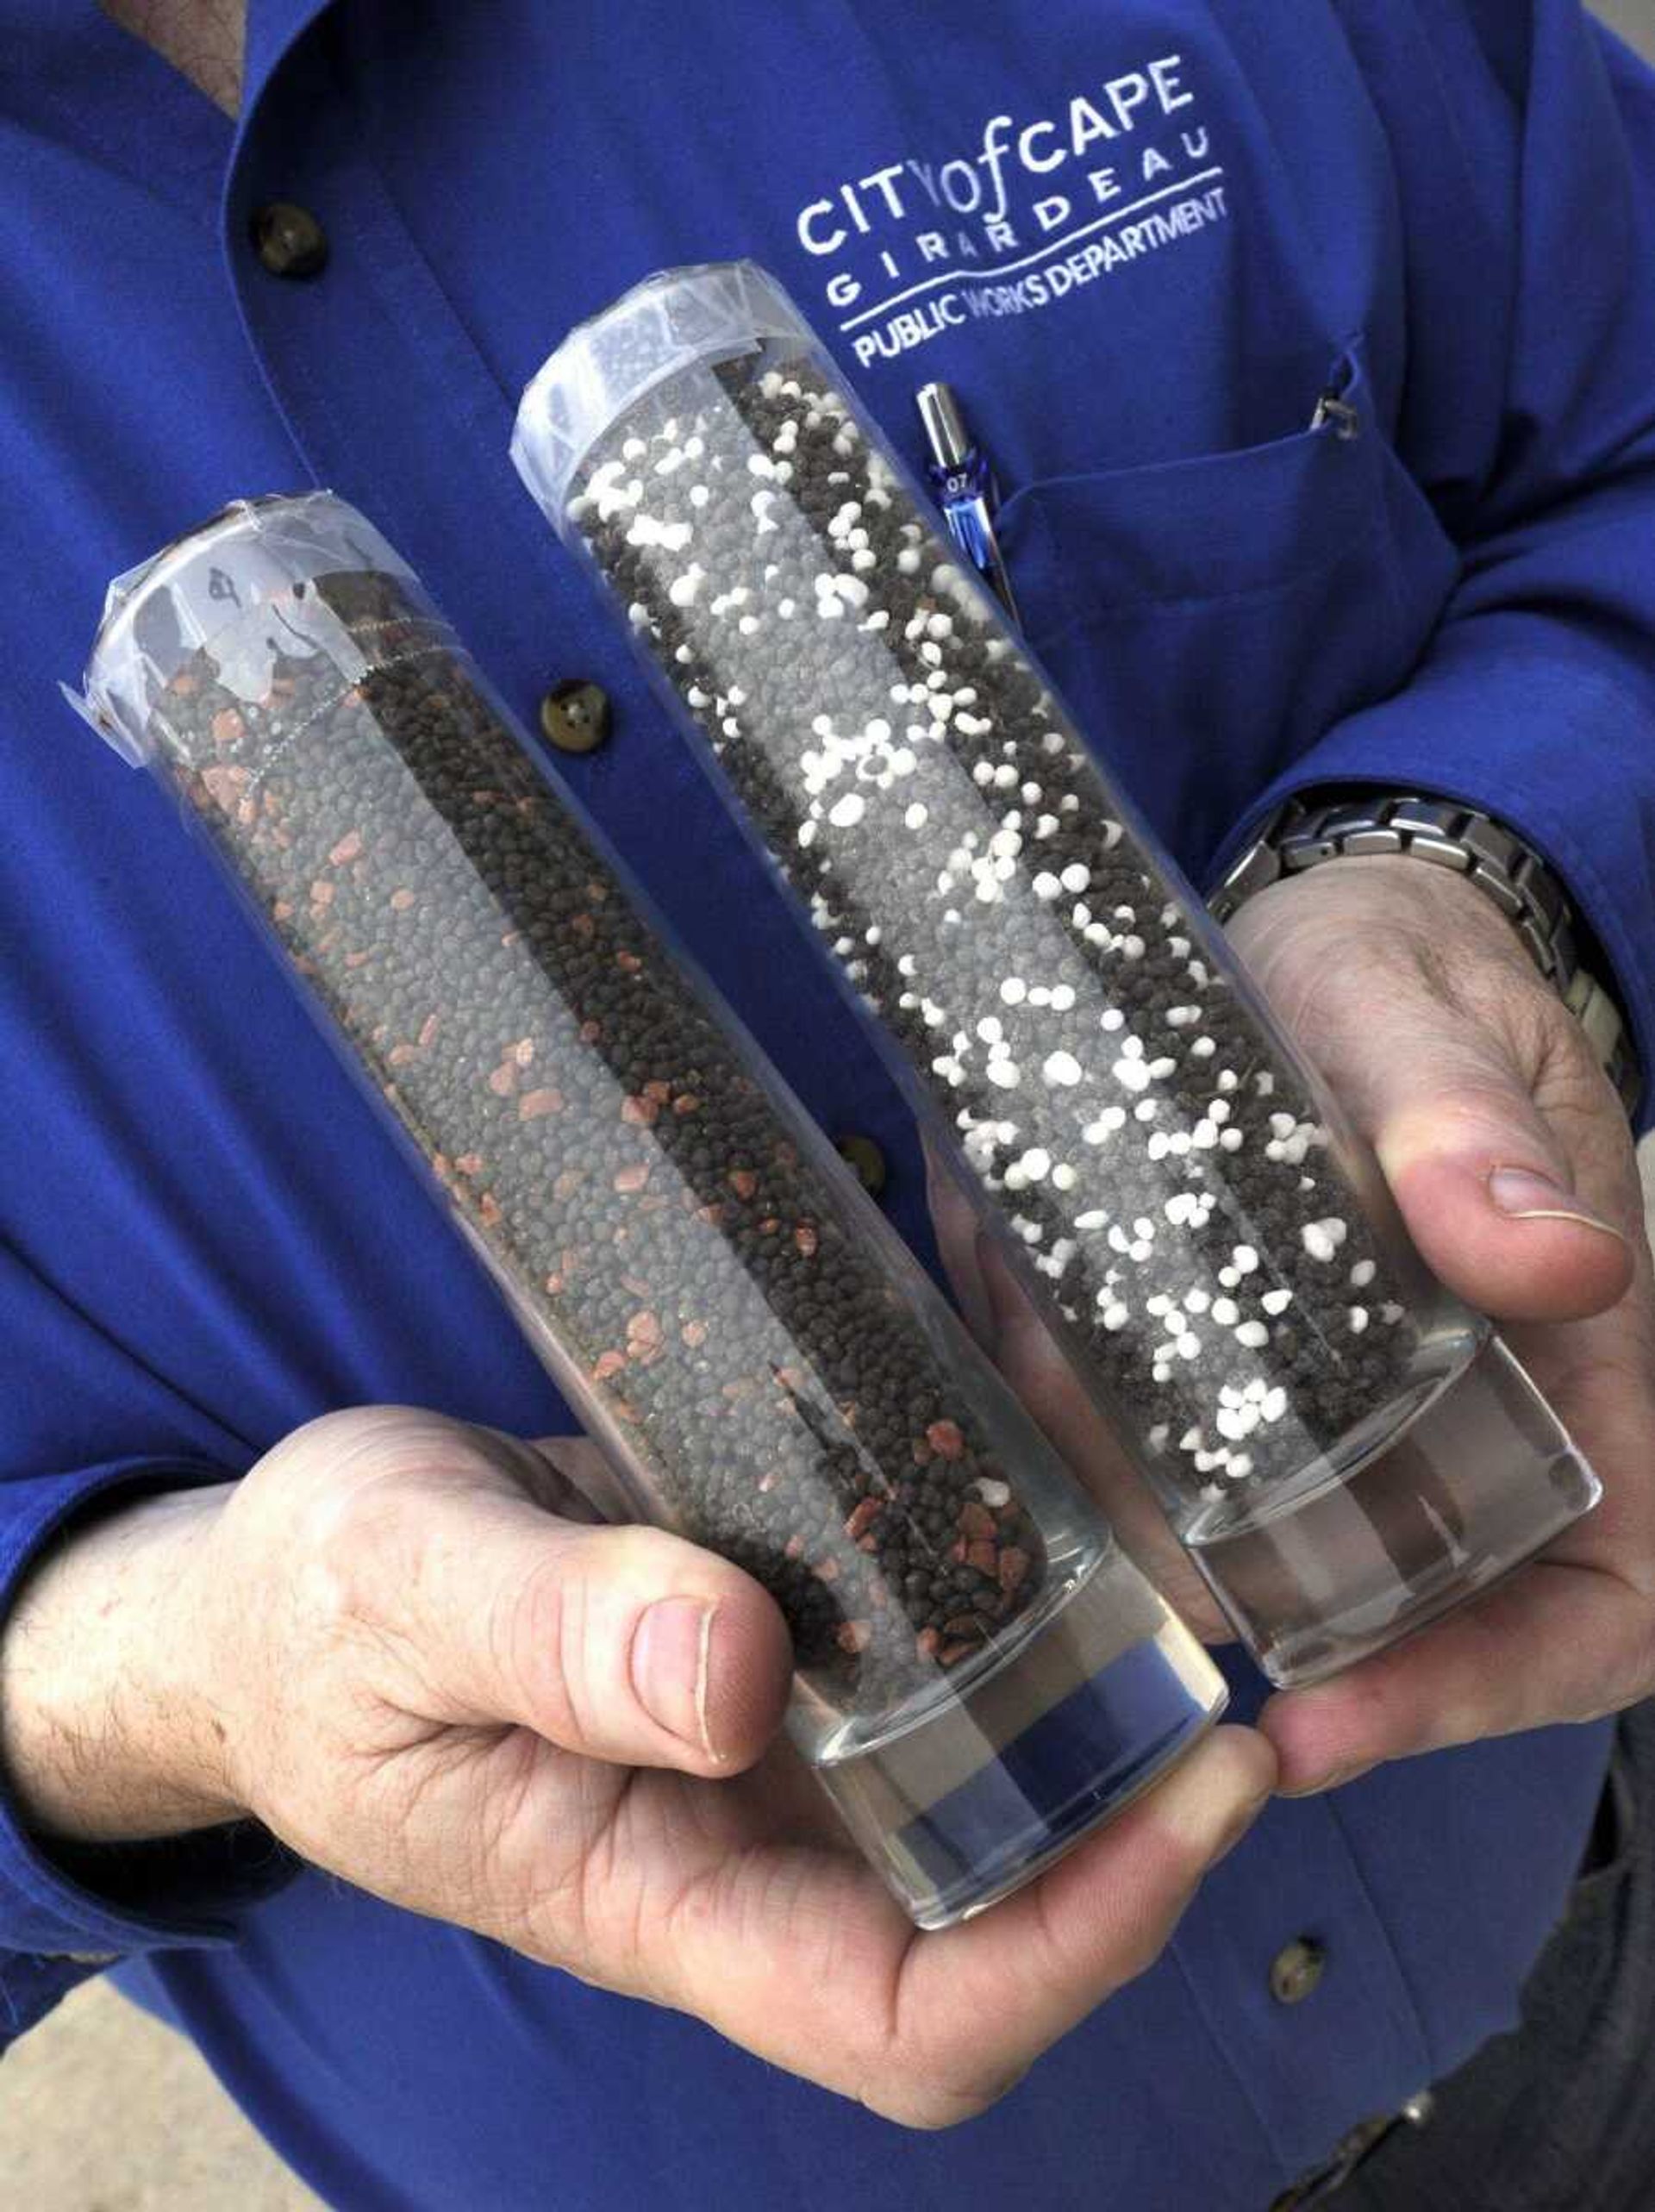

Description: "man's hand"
939 853 1653 1791
1226 855 1652 1791
0 1405 1272 2127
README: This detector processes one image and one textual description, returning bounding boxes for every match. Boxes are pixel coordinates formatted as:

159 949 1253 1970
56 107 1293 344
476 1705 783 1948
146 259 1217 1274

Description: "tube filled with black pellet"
512 260 1599 1686
66 491 1227 1928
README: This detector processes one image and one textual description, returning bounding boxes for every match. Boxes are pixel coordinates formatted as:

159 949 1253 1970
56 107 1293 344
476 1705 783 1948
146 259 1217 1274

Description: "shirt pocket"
994 344 1461 870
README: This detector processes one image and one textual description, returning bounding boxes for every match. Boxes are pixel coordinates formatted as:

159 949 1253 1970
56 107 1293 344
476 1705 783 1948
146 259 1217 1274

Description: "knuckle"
1408 1059 1536 1146
288 1473 408 1635
1510 986 1601 1099
490 1525 686 1751
601 1521 690 1588
268 1410 509 1647
490 1540 590 1744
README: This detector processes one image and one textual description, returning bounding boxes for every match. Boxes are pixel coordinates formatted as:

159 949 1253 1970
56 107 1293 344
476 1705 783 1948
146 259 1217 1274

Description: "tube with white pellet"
513 261 1599 1684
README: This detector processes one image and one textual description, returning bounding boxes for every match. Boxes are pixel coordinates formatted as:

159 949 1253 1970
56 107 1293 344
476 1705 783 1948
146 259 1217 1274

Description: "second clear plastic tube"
512 260 1599 1685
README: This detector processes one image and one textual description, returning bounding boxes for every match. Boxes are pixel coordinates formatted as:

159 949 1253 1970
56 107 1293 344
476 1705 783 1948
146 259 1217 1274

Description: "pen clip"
916 382 1021 625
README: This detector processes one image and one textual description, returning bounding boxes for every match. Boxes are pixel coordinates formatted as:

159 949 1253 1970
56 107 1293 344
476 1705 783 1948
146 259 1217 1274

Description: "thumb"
408 1484 794 1777
1300 989 1630 1328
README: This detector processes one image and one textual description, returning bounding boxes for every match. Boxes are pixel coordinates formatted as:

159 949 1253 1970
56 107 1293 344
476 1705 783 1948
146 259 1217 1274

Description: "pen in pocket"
915 380 1021 623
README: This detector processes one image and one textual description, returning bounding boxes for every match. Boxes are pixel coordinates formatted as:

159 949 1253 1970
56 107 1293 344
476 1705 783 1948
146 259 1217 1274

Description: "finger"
1260 1557 1651 1792
403 1485 793 1776
889 1725 1275 2121
923 1137 999 1349
648 1725 1274 2127
1229 872 1634 1324
1292 978 1628 1325
1379 1071 1632 1324
1264 1187 1655 1794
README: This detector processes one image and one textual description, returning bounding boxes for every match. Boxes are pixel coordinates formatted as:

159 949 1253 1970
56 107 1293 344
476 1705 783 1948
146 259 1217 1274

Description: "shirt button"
539 678 613 755
835 1133 888 1196
251 202 329 279
1269 1937 1327 2005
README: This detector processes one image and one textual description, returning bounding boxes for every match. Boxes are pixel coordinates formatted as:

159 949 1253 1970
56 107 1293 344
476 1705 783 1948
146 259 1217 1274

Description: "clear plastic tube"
66 491 1225 1928
511 261 1599 1685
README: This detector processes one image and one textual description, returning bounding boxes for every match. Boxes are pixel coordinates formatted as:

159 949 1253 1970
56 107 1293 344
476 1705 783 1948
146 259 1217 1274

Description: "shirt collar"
0 2 340 138
242 0 339 121
0 3 335 111
0 3 342 208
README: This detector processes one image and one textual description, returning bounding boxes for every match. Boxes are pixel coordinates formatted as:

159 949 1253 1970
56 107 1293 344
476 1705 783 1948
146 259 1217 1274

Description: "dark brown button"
835 1133 888 1196
251 202 329 280
539 678 613 755
1269 1937 1326 2006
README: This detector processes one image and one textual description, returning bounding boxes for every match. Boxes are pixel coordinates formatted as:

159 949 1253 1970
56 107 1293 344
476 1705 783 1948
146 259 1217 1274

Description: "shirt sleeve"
1215 1 1655 1126
0 1243 294 2048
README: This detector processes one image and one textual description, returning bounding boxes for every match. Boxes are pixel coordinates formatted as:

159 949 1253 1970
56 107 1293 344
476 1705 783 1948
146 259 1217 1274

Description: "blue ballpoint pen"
915 380 1021 624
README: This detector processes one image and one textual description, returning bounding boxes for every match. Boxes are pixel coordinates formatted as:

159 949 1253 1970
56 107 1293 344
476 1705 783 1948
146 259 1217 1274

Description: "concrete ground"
1601 0 1655 46
3 5 1653 2208
0 1975 321 2209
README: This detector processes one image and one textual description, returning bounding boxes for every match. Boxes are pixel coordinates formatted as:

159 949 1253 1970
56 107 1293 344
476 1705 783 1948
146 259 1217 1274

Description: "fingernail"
1488 1167 1626 1242
631 1598 720 1757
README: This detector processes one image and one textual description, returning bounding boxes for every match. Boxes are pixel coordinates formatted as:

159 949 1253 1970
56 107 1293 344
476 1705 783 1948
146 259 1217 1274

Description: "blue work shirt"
3 3 1653 2205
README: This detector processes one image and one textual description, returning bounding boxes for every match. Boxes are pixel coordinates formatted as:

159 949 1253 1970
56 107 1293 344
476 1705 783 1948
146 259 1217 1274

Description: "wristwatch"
1208 790 1643 1117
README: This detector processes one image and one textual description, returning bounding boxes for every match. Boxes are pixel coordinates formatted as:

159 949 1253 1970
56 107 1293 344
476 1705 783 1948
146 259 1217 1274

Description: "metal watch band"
1209 792 1643 1117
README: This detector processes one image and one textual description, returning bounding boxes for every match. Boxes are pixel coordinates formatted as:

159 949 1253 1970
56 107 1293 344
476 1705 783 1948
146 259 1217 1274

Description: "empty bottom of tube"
812 1549 1226 1930
1191 1335 1602 1688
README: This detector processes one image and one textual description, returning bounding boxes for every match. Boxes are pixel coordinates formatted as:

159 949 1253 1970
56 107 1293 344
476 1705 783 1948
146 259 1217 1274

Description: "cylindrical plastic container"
66 491 1225 1927
511 261 1599 1686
